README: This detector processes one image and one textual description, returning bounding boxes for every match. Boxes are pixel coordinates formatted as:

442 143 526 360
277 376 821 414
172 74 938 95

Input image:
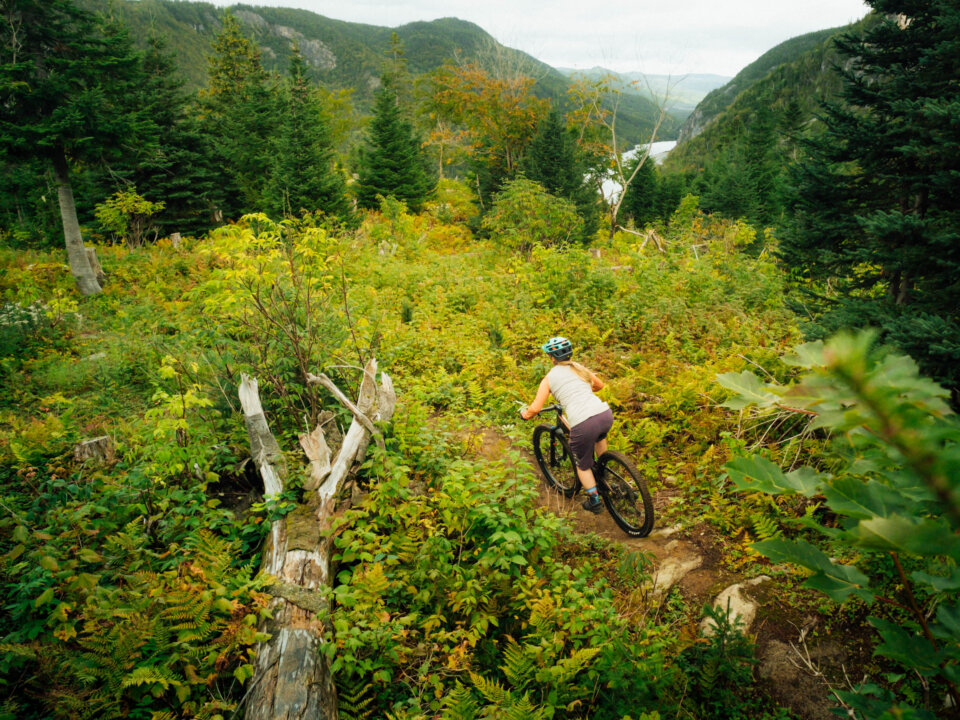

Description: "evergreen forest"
1 1 959 719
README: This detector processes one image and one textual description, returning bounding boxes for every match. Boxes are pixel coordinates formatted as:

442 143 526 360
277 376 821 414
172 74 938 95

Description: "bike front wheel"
532 425 579 497
596 451 654 537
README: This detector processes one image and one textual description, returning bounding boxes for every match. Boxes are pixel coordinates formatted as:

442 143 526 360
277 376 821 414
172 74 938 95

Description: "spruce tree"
355 86 435 213
522 108 599 240
780 1 960 393
108 37 223 237
0 0 148 294
620 155 660 227
199 12 278 217
267 46 350 220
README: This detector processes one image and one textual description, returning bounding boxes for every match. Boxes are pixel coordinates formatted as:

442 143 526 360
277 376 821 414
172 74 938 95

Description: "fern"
698 654 719 693
470 672 510 705
503 694 547 720
441 681 478 720
527 594 556 633
0 643 36 660
551 646 601 685
749 512 781 541
500 638 535 691
183 529 236 583
338 674 376 720
121 665 182 690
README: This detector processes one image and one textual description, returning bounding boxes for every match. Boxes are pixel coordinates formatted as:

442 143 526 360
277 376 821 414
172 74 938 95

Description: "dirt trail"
465 425 726 603
459 424 846 720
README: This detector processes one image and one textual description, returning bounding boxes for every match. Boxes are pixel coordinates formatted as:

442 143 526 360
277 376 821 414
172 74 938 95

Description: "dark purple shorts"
569 409 614 471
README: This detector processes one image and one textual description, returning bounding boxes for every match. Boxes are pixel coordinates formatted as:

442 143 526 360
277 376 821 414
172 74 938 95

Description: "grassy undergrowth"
0 186 803 718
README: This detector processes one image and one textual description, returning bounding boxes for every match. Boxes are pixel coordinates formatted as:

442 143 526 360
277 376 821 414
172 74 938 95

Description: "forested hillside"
2 1 960 719
104 0 681 144
675 24 847 144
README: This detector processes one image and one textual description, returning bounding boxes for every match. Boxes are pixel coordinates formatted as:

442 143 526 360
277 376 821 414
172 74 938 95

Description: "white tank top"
546 365 610 428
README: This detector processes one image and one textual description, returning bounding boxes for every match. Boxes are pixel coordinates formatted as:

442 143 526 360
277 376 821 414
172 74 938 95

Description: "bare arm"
590 372 604 392
521 377 551 420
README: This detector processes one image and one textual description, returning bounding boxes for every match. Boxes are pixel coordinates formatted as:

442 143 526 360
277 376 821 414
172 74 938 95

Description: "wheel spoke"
596 452 654 537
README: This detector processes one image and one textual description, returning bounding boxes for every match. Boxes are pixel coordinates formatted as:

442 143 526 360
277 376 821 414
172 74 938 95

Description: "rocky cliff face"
676 81 738 145
235 10 337 71
677 103 708 144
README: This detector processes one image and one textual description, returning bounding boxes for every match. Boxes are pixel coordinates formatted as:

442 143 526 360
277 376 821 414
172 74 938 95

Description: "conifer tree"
267 46 351 220
355 85 435 213
0 0 148 294
200 12 278 217
522 108 599 240
111 37 223 237
780 1 960 392
620 156 660 228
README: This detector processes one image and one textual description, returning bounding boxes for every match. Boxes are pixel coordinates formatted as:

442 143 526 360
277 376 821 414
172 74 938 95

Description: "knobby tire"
596 451 654 537
532 424 579 497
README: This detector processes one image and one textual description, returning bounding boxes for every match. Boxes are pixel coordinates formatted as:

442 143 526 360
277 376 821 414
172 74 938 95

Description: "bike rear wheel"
596 451 654 537
532 425 579 497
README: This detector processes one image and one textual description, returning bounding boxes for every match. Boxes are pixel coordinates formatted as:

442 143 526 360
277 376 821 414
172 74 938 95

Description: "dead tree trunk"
51 149 102 296
239 358 396 720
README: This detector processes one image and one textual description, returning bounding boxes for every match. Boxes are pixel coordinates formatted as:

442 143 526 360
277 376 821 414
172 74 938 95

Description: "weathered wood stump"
73 436 115 464
240 358 395 720
84 247 106 285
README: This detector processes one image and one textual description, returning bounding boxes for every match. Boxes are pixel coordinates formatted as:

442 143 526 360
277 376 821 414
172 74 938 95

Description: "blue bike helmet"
542 336 573 361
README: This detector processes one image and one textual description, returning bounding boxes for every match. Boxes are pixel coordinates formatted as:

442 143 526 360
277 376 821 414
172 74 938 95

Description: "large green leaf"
869 617 941 674
726 456 822 497
821 477 912 520
912 568 960 592
934 601 960 641
753 538 873 602
716 371 780 410
850 515 960 558
781 340 825 368
871 354 952 412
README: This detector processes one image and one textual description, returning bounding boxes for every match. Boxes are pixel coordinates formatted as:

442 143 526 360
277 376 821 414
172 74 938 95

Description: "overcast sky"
210 0 869 76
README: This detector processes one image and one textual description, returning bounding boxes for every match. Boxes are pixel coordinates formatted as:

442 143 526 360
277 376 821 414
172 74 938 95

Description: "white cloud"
207 0 869 76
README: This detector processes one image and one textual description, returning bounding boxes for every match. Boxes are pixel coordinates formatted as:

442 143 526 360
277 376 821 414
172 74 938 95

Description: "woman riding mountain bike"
520 336 614 514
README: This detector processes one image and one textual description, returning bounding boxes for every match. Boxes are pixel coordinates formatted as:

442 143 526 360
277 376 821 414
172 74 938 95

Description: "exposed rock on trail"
457 423 851 720
652 541 703 599
701 576 771 636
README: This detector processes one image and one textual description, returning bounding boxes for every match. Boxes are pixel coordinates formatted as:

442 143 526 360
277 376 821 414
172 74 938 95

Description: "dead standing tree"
569 73 674 239
238 358 396 720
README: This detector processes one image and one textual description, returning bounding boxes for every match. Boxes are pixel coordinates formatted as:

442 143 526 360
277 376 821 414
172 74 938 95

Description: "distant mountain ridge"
104 0 682 144
675 24 849 145
664 14 882 178
556 67 731 118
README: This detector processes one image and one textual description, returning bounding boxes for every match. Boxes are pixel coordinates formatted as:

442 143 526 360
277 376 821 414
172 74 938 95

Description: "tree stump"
240 358 395 720
84 247 106 285
73 436 115 464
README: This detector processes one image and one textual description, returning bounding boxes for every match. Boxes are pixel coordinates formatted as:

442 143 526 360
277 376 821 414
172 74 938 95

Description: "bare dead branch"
306 372 385 452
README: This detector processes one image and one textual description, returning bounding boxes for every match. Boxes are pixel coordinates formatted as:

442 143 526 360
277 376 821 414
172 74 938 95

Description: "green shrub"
720 331 960 718
94 187 165 247
482 178 583 251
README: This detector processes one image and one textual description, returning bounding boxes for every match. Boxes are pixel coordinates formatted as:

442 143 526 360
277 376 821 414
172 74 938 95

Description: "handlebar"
532 404 563 416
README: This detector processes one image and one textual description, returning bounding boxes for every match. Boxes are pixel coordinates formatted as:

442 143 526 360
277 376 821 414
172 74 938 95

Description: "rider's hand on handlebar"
519 405 532 420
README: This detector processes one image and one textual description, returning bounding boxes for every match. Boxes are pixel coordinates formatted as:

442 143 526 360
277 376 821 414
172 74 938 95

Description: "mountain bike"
530 404 655 538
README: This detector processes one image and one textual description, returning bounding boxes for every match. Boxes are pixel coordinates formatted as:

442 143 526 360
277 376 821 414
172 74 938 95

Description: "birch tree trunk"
51 150 102 296
240 359 396 720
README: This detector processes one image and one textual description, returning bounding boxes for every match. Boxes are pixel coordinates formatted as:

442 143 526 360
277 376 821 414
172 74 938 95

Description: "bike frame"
534 403 609 485
537 405 569 470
